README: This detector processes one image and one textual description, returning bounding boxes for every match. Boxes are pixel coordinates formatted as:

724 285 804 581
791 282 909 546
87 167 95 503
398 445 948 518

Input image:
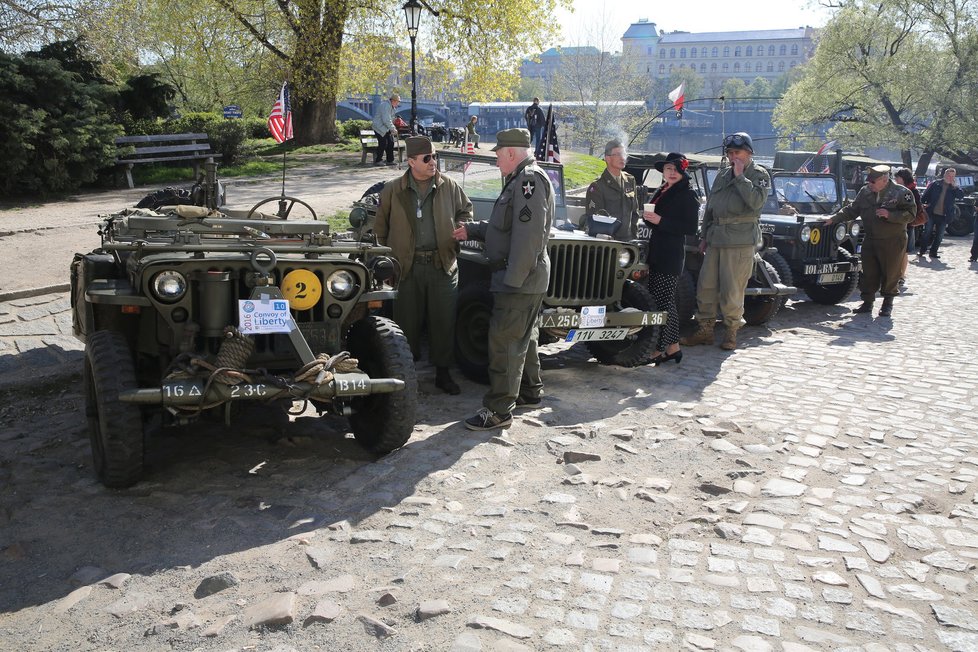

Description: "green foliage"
0 51 122 197
339 119 373 141
243 117 270 139
116 73 175 120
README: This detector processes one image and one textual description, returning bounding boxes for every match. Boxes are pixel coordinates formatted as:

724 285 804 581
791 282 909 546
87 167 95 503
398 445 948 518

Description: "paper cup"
643 203 656 215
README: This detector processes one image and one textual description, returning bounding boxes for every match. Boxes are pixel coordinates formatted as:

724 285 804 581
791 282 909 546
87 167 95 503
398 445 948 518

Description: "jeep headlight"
151 270 187 302
834 223 847 242
618 249 635 268
326 270 357 299
799 226 812 243
850 222 861 239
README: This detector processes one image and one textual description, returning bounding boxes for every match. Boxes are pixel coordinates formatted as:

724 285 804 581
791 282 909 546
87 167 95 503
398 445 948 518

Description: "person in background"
451 129 553 430
465 115 480 148
893 167 922 288
371 93 400 167
681 132 769 351
825 165 915 317
374 136 473 394
642 153 700 365
583 139 640 242
524 98 546 149
918 167 964 260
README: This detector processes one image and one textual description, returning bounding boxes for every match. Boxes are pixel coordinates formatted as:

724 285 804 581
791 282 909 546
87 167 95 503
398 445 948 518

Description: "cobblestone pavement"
1 238 977 651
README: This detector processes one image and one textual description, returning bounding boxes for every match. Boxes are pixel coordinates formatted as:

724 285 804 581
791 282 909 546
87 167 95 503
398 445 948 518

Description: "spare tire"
135 187 195 210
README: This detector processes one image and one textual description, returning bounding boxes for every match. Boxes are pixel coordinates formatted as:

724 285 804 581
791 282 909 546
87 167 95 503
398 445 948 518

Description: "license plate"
804 263 840 275
565 328 628 342
818 272 847 284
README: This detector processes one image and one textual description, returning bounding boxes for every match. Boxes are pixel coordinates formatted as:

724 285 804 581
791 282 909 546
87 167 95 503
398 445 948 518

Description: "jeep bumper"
538 309 668 329
745 283 796 297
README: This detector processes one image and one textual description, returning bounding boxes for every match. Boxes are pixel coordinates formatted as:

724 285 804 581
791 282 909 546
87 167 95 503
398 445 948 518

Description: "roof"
538 46 602 58
658 28 810 43
623 20 659 40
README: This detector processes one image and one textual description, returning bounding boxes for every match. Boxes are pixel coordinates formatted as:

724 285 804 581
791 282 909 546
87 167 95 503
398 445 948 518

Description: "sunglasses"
413 153 437 163
722 134 750 148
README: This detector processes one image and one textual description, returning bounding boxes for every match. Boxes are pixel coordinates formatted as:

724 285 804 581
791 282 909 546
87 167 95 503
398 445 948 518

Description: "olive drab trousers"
860 235 906 301
392 261 458 367
484 292 545 416
694 245 755 329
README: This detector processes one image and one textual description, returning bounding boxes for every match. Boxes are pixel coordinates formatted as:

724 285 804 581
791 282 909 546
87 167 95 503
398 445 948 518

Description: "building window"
660 49 666 58
723 46 730 57
768 45 775 56
767 62 774 72
700 63 706 73
690 48 696 59
778 61 785 71
701 47 708 57
791 44 799 55
712 47 718 57
647 46 653 55
790 60 797 68
757 47 763 57
780 45 787 56
670 48 676 58
745 62 751 73
722 62 729 72
680 47 686 58
711 63 717 72
659 64 665 74
746 45 753 56
734 62 741 72
669 64 674 72
735 46 741 57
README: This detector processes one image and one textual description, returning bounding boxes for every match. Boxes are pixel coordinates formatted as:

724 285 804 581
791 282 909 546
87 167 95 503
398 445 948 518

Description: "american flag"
534 104 561 164
798 139 837 173
267 82 294 144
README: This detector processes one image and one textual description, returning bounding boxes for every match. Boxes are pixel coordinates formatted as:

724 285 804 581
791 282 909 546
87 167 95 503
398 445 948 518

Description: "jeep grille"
547 241 622 304
804 226 836 259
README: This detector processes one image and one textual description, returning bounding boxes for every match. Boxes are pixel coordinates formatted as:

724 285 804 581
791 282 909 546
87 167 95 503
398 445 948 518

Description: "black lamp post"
403 0 422 135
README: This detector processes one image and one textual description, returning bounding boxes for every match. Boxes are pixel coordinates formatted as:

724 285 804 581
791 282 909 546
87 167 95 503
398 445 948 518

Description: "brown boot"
680 320 715 346
720 326 739 351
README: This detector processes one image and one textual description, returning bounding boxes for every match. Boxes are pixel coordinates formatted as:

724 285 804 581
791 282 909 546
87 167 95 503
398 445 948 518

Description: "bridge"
338 95 466 127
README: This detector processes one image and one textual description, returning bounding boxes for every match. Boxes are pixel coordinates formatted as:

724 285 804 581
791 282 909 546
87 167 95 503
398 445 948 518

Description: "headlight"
799 226 811 243
326 270 357 299
151 270 187 302
618 249 635 268
834 224 848 242
850 223 861 238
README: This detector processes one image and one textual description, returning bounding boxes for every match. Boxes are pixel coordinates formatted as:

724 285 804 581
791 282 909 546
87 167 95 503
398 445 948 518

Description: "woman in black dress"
643 152 700 365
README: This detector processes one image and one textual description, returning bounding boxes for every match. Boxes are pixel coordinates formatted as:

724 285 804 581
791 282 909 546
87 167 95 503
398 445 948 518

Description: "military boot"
853 301 874 314
720 326 739 351
680 320 715 346
878 296 894 317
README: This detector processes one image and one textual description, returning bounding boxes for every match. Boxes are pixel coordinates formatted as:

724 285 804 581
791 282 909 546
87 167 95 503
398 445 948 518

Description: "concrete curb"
0 283 70 303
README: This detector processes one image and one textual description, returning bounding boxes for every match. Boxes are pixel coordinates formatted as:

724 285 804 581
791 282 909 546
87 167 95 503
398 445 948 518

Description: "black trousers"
374 130 394 164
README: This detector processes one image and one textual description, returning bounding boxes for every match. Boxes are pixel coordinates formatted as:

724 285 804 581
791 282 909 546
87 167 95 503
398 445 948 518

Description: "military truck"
349 149 667 382
71 164 417 488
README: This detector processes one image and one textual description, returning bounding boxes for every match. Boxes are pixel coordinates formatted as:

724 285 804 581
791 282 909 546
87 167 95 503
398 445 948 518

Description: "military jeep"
349 149 666 383
71 165 417 488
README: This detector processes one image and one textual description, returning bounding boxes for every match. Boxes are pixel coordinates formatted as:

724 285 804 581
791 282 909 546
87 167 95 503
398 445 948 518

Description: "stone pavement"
1 238 978 651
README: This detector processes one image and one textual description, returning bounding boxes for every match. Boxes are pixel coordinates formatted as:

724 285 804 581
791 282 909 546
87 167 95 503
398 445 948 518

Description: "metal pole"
410 35 418 135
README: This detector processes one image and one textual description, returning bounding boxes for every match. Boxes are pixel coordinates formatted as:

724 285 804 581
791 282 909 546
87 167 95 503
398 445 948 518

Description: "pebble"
194 571 239 598
417 599 451 621
304 600 341 625
358 613 396 638
467 614 534 639
242 592 296 628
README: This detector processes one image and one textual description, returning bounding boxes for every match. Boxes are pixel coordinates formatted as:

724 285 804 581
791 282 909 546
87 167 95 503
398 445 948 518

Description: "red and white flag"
668 82 686 112
267 82 294 144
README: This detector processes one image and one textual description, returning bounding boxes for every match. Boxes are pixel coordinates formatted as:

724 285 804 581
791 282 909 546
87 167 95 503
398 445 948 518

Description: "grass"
560 151 606 191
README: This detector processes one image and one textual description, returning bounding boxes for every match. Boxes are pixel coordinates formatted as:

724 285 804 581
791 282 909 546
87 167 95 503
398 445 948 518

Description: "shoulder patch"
522 180 536 199
587 183 596 193
758 177 770 189
904 191 913 203
519 205 533 222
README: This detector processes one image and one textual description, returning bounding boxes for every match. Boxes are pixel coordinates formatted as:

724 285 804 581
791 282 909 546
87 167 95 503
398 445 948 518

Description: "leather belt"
414 250 437 263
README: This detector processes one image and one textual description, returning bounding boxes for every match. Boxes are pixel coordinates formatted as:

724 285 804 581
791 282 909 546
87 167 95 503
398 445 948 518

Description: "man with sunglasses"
375 136 473 394
682 131 769 351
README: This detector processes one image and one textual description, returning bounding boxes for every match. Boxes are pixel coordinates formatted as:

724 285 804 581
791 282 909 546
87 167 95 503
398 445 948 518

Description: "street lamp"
403 0 422 135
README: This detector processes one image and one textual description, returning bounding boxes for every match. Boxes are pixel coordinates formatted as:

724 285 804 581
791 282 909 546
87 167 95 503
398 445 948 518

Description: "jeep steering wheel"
245 196 318 221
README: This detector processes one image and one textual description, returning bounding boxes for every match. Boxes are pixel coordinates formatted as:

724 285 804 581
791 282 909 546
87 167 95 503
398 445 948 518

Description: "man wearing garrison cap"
375 136 473 393
583 139 641 241
825 164 916 317
452 128 554 430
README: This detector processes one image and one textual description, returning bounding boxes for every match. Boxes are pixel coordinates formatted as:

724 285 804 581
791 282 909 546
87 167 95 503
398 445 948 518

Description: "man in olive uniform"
682 132 769 351
375 136 473 394
825 165 915 317
584 139 640 241
452 128 554 430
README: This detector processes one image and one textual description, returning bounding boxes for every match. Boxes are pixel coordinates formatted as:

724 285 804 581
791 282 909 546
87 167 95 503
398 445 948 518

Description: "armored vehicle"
349 149 666 382
71 165 417 488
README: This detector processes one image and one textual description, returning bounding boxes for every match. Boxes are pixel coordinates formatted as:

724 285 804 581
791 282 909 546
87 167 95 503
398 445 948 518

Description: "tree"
774 0 978 170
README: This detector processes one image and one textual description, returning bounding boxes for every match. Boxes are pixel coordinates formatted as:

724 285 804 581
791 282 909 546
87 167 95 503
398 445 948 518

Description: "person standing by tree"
583 139 640 242
451 129 553 430
374 136 473 394
372 93 400 166
918 167 964 260
524 98 546 149
681 132 769 351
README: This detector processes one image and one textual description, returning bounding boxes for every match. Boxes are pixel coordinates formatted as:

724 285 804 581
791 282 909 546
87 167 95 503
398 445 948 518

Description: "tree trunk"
293 97 339 144
915 150 934 176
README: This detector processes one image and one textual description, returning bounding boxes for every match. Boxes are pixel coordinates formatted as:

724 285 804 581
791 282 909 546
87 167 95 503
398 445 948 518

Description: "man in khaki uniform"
375 136 473 393
452 129 553 430
825 165 915 317
682 132 769 351
584 139 640 241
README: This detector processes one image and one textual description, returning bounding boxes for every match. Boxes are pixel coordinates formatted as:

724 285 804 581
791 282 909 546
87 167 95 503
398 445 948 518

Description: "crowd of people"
370 89 972 430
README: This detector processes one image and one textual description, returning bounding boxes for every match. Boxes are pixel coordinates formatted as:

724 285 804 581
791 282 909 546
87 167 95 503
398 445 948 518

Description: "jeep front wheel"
743 259 783 326
455 284 493 384
84 330 145 488
803 247 859 305
585 281 661 367
346 316 418 454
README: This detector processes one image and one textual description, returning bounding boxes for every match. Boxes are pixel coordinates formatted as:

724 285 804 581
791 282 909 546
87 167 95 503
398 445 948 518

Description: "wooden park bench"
358 129 405 166
114 133 219 188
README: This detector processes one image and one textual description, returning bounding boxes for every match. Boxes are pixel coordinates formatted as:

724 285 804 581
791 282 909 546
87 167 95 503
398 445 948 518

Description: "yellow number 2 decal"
282 270 322 310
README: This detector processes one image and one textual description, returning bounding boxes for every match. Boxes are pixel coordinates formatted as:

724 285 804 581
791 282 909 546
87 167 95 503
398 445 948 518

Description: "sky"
554 0 833 51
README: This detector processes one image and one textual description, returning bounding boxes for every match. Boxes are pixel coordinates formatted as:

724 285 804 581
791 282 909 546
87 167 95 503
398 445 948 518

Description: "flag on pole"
534 104 561 164
267 82 294 144
797 139 838 173
668 82 686 113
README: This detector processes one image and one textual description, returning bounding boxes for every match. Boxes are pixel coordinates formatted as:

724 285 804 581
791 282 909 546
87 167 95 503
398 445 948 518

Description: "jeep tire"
743 259 783 326
454 284 494 384
346 315 417 454
84 330 145 488
585 280 661 366
803 247 859 305
675 270 697 324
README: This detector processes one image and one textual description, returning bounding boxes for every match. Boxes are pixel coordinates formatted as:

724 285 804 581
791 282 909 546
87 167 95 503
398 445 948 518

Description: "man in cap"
682 131 769 351
375 136 473 393
524 98 546 149
825 164 916 316
452 128 554 430
583 139 641 241
372 93 401 166
918 166 964 260
465 115 480 148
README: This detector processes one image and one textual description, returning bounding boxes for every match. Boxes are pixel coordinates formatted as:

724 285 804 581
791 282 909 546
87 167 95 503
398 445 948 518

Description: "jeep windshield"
770 174 839 215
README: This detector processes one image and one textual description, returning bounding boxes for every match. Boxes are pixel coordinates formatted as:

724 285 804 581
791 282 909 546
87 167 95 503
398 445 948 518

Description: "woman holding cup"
643 152 700 365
